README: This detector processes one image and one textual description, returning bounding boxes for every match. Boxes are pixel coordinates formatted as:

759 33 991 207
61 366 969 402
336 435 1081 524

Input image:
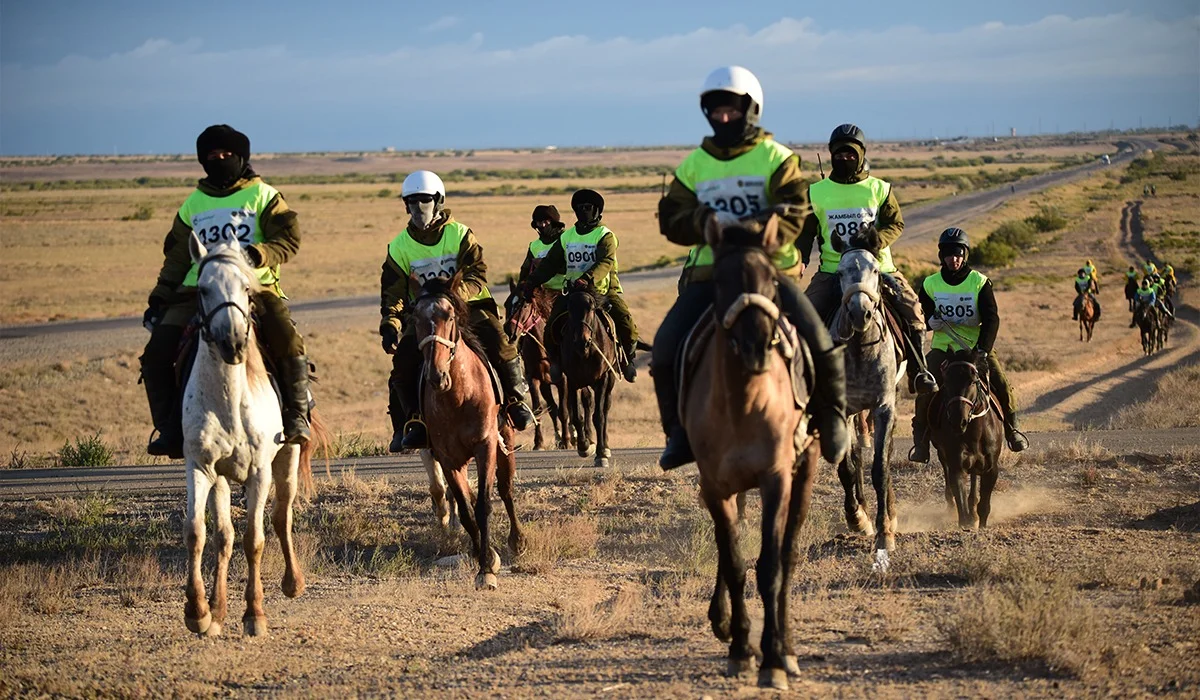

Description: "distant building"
383 146 396 153
544 145 558 151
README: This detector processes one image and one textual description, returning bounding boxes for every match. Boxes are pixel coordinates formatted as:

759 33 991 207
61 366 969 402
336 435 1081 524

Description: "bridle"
941 360 992 424
716 247 782 349
195 254 251 343
566 287 620 379
417 295 460 363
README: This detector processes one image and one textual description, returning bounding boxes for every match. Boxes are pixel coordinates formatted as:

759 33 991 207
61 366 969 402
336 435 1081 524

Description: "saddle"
676 305 814 420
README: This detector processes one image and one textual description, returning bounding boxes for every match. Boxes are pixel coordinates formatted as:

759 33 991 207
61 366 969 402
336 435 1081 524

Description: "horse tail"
299 408 332 501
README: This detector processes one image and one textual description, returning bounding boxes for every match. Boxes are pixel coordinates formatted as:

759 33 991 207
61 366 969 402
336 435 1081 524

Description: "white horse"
182 233 314 637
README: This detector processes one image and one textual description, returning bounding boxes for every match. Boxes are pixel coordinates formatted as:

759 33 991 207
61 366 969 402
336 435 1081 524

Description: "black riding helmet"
571 188 604 214
829 123 866 152
571 188 604 231
938 227 970 260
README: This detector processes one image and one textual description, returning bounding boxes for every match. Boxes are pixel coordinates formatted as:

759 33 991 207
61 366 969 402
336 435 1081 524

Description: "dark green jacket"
524 223 618 291
150 175 299 302
797 169 904 267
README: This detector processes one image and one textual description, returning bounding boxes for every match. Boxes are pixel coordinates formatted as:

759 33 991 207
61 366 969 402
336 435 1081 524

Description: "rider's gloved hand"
927 317 946 331
380 323 401 354
244 245 264 267
571 277 591 290
143 296 166 332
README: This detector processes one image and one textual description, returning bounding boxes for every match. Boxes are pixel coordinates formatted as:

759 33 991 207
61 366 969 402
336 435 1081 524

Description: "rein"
569 291 620 380
417 296 460 365
196 254 252 342
942 360 992 424
833 282 884 346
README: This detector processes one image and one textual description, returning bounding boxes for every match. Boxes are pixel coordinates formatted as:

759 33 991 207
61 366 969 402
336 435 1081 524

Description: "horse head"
189 232 258 365
940 349 990 434
565 281 605 360
413 271 466 393
504 279 542 344
835 248 884 338
705 208 783 375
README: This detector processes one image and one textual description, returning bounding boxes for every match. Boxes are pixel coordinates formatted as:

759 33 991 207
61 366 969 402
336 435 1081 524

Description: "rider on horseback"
909 228 1029 462
516 205 566 293
1072 268 1101 321
381 170 536 452
653 65 848 470
797 124 939 398
1082 259 1100 292
140 124 312 458
1150 274 1176 319
520 189 640 383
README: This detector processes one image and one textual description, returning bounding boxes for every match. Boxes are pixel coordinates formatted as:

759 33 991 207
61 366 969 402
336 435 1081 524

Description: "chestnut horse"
681 210 819 690
503 281 572 450
1077 291 1097 342
412 273 524 590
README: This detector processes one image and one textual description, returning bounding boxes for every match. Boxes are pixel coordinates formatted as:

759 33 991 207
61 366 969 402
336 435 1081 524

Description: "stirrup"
907 441 931 463
400 418 429 450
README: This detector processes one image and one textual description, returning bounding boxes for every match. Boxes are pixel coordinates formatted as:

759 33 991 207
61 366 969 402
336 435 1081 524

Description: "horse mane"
832 223 883 259
416 276 487 358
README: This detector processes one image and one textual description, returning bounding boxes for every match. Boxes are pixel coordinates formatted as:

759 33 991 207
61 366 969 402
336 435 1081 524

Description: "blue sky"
1 0 1197 155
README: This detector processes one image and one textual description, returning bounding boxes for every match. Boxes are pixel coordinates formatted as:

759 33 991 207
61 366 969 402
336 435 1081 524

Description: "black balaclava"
531 204 564 243
571 189 604 234
830 141 866 181
196 124 251 189
701 91 754 148
939 243 971 285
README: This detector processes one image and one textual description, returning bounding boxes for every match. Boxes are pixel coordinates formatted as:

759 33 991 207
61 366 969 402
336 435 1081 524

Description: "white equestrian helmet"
401 170 446 201
701 66 764 127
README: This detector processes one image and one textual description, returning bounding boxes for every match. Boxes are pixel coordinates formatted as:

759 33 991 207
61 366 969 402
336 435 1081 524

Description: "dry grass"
514 514 600 575
938 573 1101 675
550 578 645 642
1110 363 1200 429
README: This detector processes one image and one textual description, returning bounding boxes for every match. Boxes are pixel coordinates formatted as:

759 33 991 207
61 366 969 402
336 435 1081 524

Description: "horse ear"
509 277 518 296
189 230 208 263
702 209 723 248
761 213 781 256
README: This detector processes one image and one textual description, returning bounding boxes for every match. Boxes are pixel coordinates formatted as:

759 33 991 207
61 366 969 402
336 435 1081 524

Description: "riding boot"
621 341 638 383
1004 411 1029 453
905 327 938 395
144 370 184 459
908 392 934 463
278 356 312 445
394 368 428 451
499 357 536 431
387 385 406 454
810 345 850 465
654 366 694 470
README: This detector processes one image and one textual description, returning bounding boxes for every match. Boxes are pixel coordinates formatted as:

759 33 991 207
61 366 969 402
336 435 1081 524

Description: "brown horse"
1077 291 1097 342
412 273 524 590
504 281 572 450
1134 302 1162 355
929 349 1004 528
560 285 617 467
682 211 819 691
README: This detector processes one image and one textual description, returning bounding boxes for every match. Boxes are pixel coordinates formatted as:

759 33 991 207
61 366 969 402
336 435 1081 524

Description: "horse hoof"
185 612 212 635
204 620 223 637
710 619 732 643
595 457 610 469
884 533 897 552
476 573 499 591
850 507 874 536
488 547 502 574
784 655 801 677
243 616 268 637
282 572 305 599
759 667 789 691
726 656 757 678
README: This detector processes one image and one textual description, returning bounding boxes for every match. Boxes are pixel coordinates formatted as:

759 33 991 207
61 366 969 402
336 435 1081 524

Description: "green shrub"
990 220 1037 248
376 188 393 198
972 239 1018 268
1025 206 1068 232
120 204 154 221
58 431 114 467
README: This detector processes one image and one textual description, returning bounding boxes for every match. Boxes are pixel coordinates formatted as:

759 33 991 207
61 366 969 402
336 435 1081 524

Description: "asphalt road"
3 426 1197 500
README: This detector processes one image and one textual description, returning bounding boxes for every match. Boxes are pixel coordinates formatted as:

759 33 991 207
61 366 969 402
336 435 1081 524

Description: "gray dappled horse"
829 233 904 562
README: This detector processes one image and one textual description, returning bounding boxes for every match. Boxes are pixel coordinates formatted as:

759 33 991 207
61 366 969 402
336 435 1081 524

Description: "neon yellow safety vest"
180 181 281 290
1075 276 1091 293
811 176 897 274
923 269 989 351
1143 261 1157 275
675 139 800 273
527 238 564 291
560 224 619 295
1136 288 1155 304
386 220 492 303
1126 269 1138 280
1083 263 1096 279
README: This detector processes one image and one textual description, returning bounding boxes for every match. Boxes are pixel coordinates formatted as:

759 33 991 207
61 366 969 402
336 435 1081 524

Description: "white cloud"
422 15 460 33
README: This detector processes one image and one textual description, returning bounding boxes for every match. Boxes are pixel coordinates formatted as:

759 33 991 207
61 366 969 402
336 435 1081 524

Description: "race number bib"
694 176 767 218
824 206 878 242
191 208 256 247
932 291 980 327
408 253 458 286
565 242 597 276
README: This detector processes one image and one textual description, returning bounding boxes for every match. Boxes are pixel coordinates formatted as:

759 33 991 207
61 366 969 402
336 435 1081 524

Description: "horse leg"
496 424 525 556
593 376 614 468
529 375 546 451
271 444 305 598
871 405 897 553
241 469 271 636
580 386 596 456
968 472 980 529
944 452 970 528
780 442 819 678
420 449 452 530
978 466 999 528
473 440 501 590
568 386 588 458
703 490 755 677
206 475 234 636
756 469 792 690
444 463 480 556
836 433 872 536
184 466 215 635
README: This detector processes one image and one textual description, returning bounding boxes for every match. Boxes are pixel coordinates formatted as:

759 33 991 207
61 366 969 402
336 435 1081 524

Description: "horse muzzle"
431 368 453 393
217 337 247 365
